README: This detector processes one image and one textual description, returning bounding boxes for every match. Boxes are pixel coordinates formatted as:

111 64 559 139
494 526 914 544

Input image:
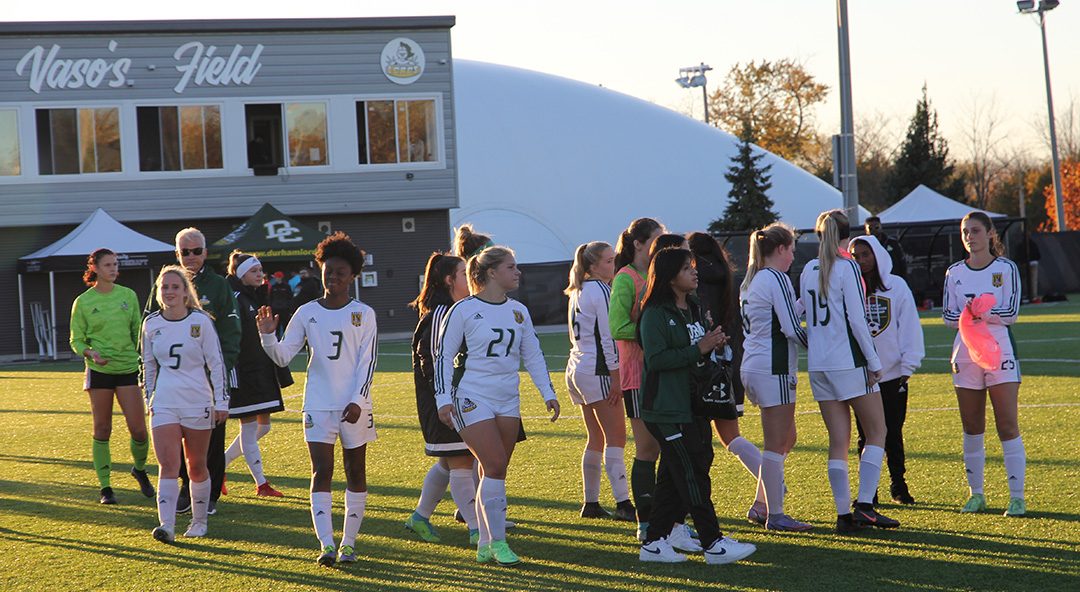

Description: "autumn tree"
960 96 1011 210
711 124 778 232
886 84 965 204
1042 159 1080 232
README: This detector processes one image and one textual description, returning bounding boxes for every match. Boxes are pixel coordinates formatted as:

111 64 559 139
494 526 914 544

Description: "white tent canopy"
452 60 868 264
877 185 1004 224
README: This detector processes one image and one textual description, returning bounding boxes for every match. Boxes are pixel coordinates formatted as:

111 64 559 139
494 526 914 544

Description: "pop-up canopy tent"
209 202 327 261
878 185 1005 223
17 208 175 360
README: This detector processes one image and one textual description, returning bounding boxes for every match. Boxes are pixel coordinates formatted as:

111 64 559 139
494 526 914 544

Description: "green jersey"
70 285 141 375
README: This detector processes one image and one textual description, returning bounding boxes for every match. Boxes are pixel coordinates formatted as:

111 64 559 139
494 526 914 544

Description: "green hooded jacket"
639 297 707 424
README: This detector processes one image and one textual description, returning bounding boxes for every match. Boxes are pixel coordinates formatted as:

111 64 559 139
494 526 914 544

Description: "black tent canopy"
210 203 328 261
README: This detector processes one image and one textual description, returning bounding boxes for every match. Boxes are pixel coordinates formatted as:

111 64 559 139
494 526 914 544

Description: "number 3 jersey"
261 299 377 412
141 309 228 411
799 256 882 373
434 296 557 410
942 257 1020 363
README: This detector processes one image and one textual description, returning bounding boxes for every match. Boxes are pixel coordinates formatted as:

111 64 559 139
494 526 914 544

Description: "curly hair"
315 231 365 274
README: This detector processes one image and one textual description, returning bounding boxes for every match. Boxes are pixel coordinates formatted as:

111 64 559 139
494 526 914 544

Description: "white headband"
236 257 261 279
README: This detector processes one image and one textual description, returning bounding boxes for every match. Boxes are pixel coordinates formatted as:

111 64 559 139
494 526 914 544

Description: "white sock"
341 489 367 547
728 436 765 503
475 488 490 547
449 468 479 530
310 491 335 548
191 478 211 524
225 434 242 467
857 445 884 505
604 446 630 503
479 477 508 542
761 451 785 516
963 433 986 495
240 421 267 486
416 462 450 519
827 459 851 515
157 477 179 530
582 449 602 504
1001 436 1026 500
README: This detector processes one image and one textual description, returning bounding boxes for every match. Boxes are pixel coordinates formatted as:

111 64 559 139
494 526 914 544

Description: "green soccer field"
1 303 1078 591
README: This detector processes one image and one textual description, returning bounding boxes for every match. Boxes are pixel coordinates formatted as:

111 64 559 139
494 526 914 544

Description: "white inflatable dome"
452 60 865 264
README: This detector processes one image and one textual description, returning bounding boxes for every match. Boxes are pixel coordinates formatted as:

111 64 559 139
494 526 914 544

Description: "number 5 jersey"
141 309 228 411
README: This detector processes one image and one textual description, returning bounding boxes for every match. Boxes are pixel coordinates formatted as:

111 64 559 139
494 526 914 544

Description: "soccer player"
800 209 899 533
738 224 813 531
434 246 560 566
405 251 480 545
943 211 1026 517
223 251 285 497
565 241 635 522
850 235 925 505
70 248 154 505
142 266 228 542
257 232 378 566
637 248 757 565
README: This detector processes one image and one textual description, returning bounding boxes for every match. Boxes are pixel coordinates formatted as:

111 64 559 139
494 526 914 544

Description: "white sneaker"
667 523 703 552
184 521 208 538
704 536 757 565
639 538 688 563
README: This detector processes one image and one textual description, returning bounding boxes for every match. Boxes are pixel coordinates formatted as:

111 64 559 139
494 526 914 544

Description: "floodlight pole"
836 0 860 224
1037 10 1067 231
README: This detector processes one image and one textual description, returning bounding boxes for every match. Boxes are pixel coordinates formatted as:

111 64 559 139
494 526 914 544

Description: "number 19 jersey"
799 257 882 372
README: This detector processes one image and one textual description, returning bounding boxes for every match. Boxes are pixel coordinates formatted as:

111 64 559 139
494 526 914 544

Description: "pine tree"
885 84 965 205
710 124 778 232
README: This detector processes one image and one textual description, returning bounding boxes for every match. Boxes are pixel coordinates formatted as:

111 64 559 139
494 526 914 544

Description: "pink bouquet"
959 294 1000 370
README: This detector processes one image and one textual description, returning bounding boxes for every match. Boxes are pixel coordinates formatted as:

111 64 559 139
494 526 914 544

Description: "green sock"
630 459 656 523
130 438 149 472
92 438 112 489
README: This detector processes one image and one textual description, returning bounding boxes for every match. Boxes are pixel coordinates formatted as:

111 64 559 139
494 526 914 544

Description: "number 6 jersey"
141 309 228 411
434 296 557 410
261 299 377 412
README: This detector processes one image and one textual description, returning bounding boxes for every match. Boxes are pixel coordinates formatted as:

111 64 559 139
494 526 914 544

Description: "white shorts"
450 393 519 431
952 358 1021 390
303 409 377 449
741 371 797 408
565 369 614 406
151 406 213 430
810 368 880 402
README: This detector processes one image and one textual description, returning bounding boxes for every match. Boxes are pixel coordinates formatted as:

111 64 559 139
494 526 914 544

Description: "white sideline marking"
925 357 1080 363
926 337 1080 349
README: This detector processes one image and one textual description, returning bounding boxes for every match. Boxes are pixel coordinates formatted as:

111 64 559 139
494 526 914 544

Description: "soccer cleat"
405 512 442 543
184 521 208 538
612 500 636 523
131 467 155 498
961 493 988 513
667 523 703 552
257 482 284 497
152 525 175 544
835 513 865 534
207 500 217 516
99 487 117 505
636 522 649 542
505 520 517 530
476 543 494 564
337 544 357 563
469 529 480 546
1004 498 1026 517
580 502 610 519
489 540 521 566
852 503 900 528
746 502 767 526
220 475 228 496
317 545 337 567
704 536 757 565
765 514 813 532
891 482 916 505
639 538 688 563
176 495 192 514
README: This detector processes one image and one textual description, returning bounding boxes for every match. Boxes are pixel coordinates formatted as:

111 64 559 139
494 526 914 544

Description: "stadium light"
1017 0 1067 231
675 63 712 124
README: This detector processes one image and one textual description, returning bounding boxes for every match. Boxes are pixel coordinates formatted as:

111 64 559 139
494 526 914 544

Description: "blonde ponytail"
467 246 515 292
741 222 796 293
815 209 850 299
565 241 611 296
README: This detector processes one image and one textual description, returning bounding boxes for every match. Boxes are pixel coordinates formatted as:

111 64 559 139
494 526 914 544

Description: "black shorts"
84 368 139 391
624 388 642 419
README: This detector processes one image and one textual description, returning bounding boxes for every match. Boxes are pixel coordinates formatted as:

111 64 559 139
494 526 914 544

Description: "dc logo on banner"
264 220 302 243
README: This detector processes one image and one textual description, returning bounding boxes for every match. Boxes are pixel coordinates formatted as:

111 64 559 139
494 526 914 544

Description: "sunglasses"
179 247 204 256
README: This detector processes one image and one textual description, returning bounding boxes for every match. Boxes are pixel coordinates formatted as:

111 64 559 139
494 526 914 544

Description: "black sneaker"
453 508 466 524
208 500 217 516
131 467 155 498
852 502 901 528
176 495 192 514
835 513 864 534
891 482 916 505
872 491 879 506
580 502 610 519
612 500 637 522
99 487 117 505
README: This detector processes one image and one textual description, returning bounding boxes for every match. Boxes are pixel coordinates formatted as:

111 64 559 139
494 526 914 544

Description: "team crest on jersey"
351 311 363 326
120 301 129 310
461 398 477 413
866 295 892 337
190 324 201 338
513 310 524 324
199 295 211 307
992 272 1003 287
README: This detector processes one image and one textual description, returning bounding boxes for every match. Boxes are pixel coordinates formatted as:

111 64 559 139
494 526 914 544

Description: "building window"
245 102 328 170
0 110 18 176
356 99 438 165
137 105 223 171
36 107 121 175
286 103 328 167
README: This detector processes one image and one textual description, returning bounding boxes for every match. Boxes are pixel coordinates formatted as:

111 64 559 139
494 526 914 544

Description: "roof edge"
0 16 456 36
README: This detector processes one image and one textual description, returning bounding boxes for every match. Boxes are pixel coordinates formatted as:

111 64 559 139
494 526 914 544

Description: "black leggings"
643 419 721 548
856 377 909 483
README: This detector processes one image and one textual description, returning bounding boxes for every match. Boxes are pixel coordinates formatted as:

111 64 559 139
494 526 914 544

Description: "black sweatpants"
856 377 909 484
179 421 227 503
643 419 721 549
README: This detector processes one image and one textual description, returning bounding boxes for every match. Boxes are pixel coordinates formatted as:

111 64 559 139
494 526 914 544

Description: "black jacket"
229 275 292 399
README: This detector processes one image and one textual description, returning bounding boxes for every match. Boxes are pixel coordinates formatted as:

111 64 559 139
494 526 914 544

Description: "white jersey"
799 256 882 372
261 299 377 412
141 309 228 411
740 268 806 375
567 280 620 377
434 295 557 410
942 257 1020 363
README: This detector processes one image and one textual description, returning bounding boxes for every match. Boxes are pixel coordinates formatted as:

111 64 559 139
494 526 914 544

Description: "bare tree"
960 95 1012 210
1032 93 1080 163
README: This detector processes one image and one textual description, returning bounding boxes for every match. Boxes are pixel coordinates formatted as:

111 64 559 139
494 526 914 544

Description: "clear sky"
8 0 1079 160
